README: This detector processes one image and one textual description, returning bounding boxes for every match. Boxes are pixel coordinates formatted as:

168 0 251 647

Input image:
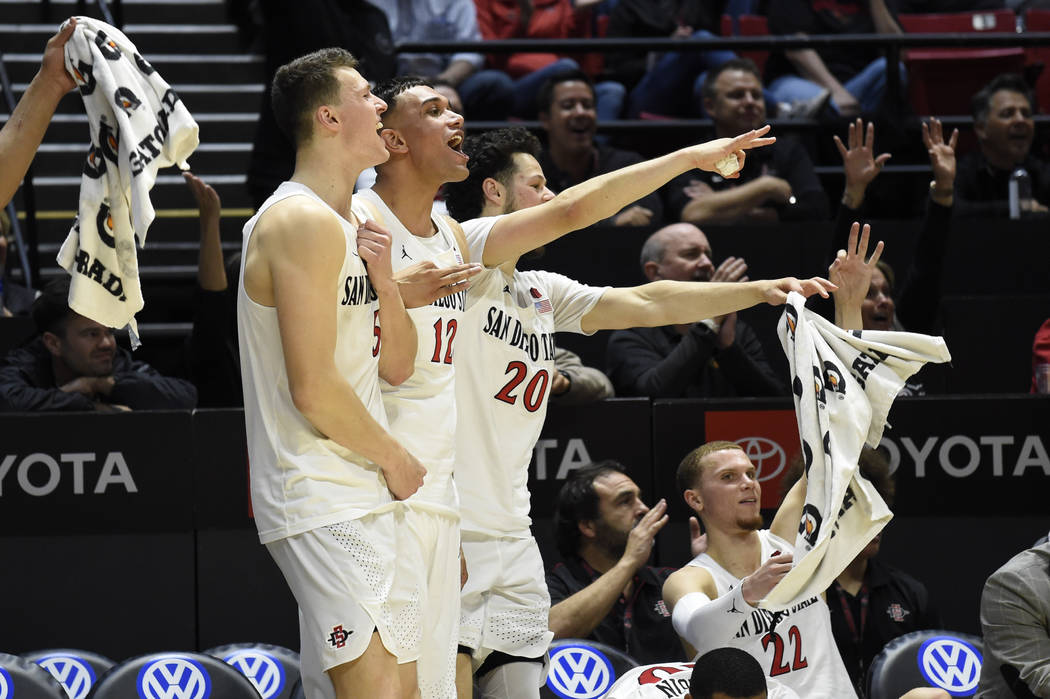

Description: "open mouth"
448 133 464 152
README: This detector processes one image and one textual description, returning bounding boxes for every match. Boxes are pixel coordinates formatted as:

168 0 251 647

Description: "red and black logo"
96 202 117 249
328 625 353 649
114 87 142 115
98 120 120 164
72 60 96 95
84 146 106 179
799 504 823 547
94 30 122 60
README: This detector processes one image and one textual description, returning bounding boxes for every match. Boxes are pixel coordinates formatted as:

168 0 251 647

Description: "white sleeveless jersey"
352 189 482 516
454 217 607 536
685 531 857 699
238 181 393 544
606 662 800 699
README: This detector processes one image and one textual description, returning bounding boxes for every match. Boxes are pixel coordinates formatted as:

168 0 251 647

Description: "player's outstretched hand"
41 18 77 94
829 221 883 311
691 125 776 179
760 277 836 306
621 499 669 571
383 448 427 501
741 550 793 605
394 259 482 309
357 219 397 294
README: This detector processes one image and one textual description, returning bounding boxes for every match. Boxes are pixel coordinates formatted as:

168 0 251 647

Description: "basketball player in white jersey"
441 127 836 699
606 647 799 699
663 441 857 699
351 76 788 698
238 48 427 699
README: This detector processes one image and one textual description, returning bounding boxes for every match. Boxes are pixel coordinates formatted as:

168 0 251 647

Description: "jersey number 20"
495 361 549 412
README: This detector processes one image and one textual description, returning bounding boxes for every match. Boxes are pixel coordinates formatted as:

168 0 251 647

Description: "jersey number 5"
372 310 380 357
495 361 549 412
761 625 808 677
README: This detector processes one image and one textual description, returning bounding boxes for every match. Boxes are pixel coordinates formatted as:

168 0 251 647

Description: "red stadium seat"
1026 10 1050 112
898 11 1028 115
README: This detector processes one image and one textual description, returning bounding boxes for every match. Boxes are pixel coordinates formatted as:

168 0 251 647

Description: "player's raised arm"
479 127 777 267
255 201 425 499
579 276 835 334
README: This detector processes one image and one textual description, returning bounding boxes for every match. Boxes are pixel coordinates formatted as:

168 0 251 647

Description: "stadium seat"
205 642 300 699
898 11 1027 115
867 630 984 699
22 649 116 699
1025 10 1050 112
719 14 771 74
87 651 261 698
0 652 68 698
541 639 640 699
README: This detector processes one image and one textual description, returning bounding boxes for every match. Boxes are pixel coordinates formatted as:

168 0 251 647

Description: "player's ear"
316 104 340 133
380 127 408 154
481 177 504 206
683 488 703 513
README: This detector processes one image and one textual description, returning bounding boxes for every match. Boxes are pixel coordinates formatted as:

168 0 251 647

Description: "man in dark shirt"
606 223 787 398
0 278 198 412
537 68 664 227
547 461 687 664
956 73 1050 218
664 58 828 224
764 0 903 117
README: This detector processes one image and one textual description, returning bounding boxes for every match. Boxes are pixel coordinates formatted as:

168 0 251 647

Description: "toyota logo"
223 650 286 699
36 655 97 699
737 437 787 481
918 637 982 695
137 656 212 699
546 645 614 699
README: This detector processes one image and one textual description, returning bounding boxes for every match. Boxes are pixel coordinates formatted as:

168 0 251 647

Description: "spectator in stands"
781 444 942 694
369 0 516 120
977 538 1050 698
664 58 829 224
764 0 903 118
182 173 242 408
830 117 957 395
0 277 198 412
1033 319 1050 394
473 0 625 119
537 69 664 226
0 210 39 317
0 19 76 208
549 347 615 405
956 73 1050 217
547 461 692 664
606 223 787 398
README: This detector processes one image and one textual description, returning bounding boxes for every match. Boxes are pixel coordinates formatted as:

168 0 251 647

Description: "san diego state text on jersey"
341 274 377 306
482 305 556 362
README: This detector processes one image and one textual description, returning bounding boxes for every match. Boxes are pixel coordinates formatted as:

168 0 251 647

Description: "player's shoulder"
256 195 346 251
664 562 715 603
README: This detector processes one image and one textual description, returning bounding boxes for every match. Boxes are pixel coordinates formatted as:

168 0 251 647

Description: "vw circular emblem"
918 637 982 696
546 644 614 699
737 437 787 481
0 667 11 699
137 656 212 699
222 650 286 699
36 654 97 699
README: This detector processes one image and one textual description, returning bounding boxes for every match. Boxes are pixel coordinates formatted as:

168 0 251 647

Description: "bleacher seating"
1026 10 1050 113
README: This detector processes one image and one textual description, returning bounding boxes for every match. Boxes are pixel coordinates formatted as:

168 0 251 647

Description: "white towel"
761 292 951 609
59 17 199 344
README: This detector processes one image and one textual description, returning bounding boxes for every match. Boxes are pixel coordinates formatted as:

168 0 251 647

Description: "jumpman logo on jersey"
502 285 511 294
401 244 412 261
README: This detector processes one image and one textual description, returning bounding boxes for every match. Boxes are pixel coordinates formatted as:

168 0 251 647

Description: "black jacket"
0 337 198 412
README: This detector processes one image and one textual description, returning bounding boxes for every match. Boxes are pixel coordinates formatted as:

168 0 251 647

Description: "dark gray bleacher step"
9 82 265 117
0 0 228 24
2 51 264 84
28 171 252 211
1 108 260 141
28 142 252 176
0 23 242 53
30 213 249 246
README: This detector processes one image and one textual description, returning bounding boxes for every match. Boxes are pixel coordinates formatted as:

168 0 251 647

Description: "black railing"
0 54 38 289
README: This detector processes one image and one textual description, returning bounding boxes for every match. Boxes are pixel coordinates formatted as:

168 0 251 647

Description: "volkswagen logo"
36 655 97 699
0 667 11 699
546 644 614 699
137 656 212 699
918 637 982 695
222 650 285 699
737 437 787 481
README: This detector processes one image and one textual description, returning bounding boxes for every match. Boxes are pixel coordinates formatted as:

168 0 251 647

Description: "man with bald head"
606 223 787 398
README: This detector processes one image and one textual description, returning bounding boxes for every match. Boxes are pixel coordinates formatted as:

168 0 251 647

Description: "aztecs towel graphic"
59 17 199 343
763 292 951 609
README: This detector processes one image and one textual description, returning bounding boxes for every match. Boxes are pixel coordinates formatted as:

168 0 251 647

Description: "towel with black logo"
60 17 198 344
763 292 951 609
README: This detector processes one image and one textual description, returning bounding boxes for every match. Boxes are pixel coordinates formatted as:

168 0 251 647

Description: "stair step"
25 171 252 211
9 81 265 116
28 141 252 176
1 108 260 142
0 23 244 53
0 0 229 25
26 211 250 246
1 51 264 84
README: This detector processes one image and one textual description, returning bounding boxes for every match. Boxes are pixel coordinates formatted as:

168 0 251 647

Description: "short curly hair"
444 127 542 221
